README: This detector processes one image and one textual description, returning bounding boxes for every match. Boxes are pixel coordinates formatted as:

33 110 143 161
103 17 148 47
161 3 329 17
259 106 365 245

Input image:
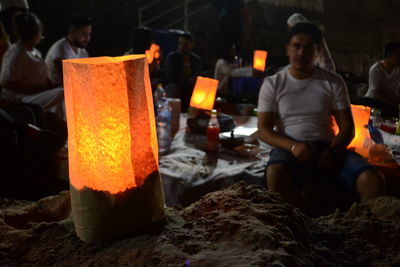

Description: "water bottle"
156 98 172 154
206 109 220 153
154 83 166 107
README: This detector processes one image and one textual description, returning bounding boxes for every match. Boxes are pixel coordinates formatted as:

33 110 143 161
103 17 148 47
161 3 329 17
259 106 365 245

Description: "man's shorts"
265 141 375 190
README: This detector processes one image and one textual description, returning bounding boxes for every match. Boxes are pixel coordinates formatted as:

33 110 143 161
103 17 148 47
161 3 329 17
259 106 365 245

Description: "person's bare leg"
266 164 295 203
356 169 386 202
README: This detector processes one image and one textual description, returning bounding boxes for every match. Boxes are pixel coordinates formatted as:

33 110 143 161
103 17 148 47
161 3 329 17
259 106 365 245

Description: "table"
159 114 271 206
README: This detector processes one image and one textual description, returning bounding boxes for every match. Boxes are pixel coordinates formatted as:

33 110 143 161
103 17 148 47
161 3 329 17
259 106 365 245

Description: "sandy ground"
1 181 399 266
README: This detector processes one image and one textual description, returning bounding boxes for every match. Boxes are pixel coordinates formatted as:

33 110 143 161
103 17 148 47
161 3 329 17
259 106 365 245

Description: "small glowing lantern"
189 76 219 111
333 104 371 158
63 55 165 243
145 43 160 64
253 50 268 72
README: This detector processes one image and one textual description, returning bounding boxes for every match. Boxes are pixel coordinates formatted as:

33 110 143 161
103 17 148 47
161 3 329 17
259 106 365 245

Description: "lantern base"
70 171 166 243
186 109 235 134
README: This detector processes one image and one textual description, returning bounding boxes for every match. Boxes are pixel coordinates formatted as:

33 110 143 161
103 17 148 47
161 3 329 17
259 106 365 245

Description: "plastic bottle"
153 83 166 107
156 98 172 154
206 109 220 153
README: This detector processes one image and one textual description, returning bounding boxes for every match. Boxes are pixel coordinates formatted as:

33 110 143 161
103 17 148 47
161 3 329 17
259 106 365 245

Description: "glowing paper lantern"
333 104 371 158
189 76 219 111
63 55 165 243
145 43 160 64
253 50 268 71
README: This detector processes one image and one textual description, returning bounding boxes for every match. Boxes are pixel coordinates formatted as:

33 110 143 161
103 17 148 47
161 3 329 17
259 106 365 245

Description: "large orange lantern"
189 76 219 111
253 50 268 72
63 55 165 243
333 104 371 158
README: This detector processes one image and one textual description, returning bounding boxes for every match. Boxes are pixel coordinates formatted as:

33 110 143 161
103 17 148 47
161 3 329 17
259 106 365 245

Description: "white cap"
287 13 308 27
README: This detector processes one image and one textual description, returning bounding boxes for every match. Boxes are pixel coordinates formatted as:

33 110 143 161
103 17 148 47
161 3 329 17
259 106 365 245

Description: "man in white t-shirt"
257 22 385 205
45 15 91 87
364 42 400 116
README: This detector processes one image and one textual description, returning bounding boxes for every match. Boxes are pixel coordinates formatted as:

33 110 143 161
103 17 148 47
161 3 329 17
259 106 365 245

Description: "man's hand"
291 142 315 163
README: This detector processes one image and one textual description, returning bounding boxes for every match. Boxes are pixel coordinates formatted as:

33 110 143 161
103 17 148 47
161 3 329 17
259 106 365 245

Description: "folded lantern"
189 76 219 111
253 50 268 72
63 55 165 243
333 104 371 158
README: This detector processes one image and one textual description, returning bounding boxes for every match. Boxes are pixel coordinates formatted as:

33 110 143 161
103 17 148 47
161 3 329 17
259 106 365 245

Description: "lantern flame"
189 76 219 111
253 50 268 71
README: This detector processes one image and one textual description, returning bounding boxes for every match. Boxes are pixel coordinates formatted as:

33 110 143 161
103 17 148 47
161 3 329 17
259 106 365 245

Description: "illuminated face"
286 33 320 72
71 25 92 48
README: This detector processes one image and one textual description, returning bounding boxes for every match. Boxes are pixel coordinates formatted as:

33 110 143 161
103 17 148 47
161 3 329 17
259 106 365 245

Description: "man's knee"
266 164 291 187
356 169 386 200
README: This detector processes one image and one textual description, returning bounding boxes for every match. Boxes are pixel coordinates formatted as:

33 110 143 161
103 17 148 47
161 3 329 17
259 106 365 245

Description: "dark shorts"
266 141 375 190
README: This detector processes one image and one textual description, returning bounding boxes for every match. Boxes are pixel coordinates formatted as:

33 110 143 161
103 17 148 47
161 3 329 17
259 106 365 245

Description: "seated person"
363 42 400 117
257 22 385 206
45 15 91 87
0 12 65 120
287 13 336 73
214 42 254 94
164 31 201 112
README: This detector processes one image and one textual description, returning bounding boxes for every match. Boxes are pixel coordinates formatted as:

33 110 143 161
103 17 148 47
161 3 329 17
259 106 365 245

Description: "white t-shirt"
365 61 400 102
0 0 28 10
45 38 89 86
1 42 48 94
258 67 350 142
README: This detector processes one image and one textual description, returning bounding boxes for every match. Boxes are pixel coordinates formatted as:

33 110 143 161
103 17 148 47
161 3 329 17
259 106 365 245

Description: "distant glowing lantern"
253 50 268 72
333 104 371 158
189 76 219 111
63 55 165 243
145 43 160 64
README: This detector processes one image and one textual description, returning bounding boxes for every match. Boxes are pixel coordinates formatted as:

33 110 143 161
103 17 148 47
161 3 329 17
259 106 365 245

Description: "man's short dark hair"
384 42 400 58
287 22 322 46
131 26 153 54
69 15 91 31
180 31 195 43
13 12 42 42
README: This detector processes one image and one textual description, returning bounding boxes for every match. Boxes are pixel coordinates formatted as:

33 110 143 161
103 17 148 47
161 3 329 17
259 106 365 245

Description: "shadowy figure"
0 0 29 42
0 12 65 120
164 31 201 112
45 15 92 87
358 42 400 118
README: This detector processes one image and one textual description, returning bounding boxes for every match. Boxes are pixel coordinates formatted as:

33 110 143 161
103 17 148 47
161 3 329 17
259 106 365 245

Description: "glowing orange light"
189 76 219 111
145 43 160 64
253 50 268 71
63 55 159 194
333 104 371 158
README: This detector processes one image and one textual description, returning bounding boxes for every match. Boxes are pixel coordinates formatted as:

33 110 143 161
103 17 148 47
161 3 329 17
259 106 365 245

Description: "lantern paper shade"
333 104 371 158
189 76 219 111
253 50 268 72
63 55 165 243
145 43 160 64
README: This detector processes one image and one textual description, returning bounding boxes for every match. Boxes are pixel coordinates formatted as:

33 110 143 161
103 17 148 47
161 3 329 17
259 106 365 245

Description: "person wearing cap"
287 13 336 73
257 22 385 206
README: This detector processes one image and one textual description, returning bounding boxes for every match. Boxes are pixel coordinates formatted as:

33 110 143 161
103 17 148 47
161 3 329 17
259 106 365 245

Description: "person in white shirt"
257 22 385 206
287 13 336 73
1 12 65 120
45 15 91 87
364 42 400 117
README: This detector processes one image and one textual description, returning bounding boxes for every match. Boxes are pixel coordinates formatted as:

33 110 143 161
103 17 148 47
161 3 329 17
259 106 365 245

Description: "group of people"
0 9 92 199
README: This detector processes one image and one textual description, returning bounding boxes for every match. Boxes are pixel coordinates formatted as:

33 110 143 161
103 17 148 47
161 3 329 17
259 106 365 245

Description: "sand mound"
0 181 399 266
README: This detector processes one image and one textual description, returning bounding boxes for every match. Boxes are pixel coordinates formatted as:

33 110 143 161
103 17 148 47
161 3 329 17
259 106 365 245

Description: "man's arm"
330 108 355 150
257 111 315 162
